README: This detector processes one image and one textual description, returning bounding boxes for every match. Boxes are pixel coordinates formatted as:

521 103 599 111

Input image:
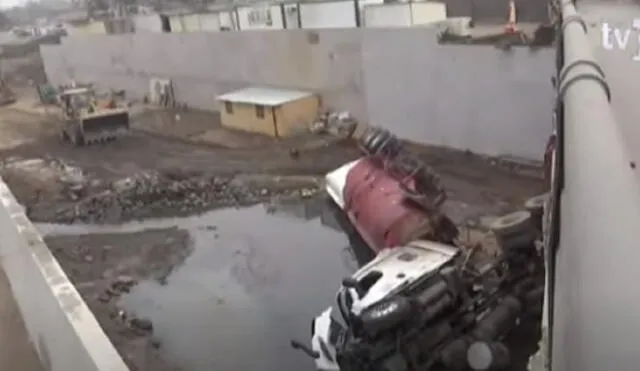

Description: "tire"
525 194 548 235
524 194 548 213
490 211 532 236
359 296 413 334
491 211 535 250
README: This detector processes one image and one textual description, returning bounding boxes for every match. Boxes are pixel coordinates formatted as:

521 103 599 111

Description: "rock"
130 317 153 332
115 275 136 286
111 275 137 292
98 292 112 303
150 338 162 349
301 188 316 198
46 170 318 223
117 309 127 321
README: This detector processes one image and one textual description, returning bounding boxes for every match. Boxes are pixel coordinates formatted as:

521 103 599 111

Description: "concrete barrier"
0 179 129 371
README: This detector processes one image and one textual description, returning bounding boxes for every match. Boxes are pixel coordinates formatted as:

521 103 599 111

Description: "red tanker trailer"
325 127 459 254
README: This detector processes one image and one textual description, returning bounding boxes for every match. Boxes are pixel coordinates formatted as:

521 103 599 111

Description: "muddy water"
37 197 362 371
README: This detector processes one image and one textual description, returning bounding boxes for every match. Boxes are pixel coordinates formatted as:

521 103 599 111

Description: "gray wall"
41 28 554 160
0 179 129 371
363 29 554 160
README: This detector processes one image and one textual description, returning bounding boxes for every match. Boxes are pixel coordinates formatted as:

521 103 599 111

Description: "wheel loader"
58 87 130 146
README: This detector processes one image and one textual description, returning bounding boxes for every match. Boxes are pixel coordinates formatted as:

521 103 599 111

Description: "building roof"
217 87 313 106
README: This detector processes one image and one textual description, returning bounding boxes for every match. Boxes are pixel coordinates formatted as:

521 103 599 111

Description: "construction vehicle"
58 87 130 146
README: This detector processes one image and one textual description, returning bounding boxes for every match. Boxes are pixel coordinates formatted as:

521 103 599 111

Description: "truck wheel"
490 211 532 236
359 296 413 334
525 194 548 235
525 194 547 214
491 211 536 250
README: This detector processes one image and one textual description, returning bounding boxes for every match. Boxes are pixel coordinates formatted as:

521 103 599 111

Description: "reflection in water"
37 197 368 371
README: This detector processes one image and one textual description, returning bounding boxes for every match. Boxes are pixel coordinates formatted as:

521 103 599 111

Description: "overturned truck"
293 127 546 371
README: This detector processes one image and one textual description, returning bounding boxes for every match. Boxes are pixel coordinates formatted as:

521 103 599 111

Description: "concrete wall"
40 28 554 160
0 180 129 371
362 28 554 160
41 30 368 122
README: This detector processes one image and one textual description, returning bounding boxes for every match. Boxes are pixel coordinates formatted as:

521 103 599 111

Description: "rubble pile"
49 171 317 223
309 110 358 138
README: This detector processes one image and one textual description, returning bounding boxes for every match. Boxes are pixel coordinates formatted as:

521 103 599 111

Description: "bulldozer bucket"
80 111 130 144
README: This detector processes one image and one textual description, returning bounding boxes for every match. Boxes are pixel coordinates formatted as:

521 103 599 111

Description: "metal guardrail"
547 1 640 371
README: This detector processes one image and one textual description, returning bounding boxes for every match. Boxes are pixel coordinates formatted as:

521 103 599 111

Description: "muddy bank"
45 228 192 371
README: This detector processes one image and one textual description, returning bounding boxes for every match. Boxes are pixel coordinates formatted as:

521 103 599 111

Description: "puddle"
37 197 362 371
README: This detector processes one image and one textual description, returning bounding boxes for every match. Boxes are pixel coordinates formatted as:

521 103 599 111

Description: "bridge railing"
546 1 640 371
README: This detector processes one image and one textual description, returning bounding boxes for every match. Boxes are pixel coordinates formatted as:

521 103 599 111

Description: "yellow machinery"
58 87 130 145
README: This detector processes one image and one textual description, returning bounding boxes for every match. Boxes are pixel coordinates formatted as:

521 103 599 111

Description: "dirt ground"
0 84 545 371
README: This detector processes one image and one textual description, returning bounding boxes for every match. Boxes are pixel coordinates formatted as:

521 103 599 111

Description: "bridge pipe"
548 2 640 371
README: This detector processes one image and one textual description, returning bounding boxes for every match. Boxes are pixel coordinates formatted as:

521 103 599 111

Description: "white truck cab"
300 241 459 371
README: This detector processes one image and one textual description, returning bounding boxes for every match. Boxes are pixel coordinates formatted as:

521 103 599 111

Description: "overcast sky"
1 0 26 10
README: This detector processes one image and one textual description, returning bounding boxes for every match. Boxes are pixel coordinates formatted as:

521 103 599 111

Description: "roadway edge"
0 177 130 371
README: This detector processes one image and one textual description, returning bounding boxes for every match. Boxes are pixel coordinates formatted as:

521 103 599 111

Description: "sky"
1 0 27 10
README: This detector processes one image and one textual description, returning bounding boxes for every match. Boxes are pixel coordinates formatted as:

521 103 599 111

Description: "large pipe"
548 2 640 371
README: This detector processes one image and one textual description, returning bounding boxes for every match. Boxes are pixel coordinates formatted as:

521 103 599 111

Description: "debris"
310 110 358 139
289 147 300 159
26 170 320 224
130 317 154 333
